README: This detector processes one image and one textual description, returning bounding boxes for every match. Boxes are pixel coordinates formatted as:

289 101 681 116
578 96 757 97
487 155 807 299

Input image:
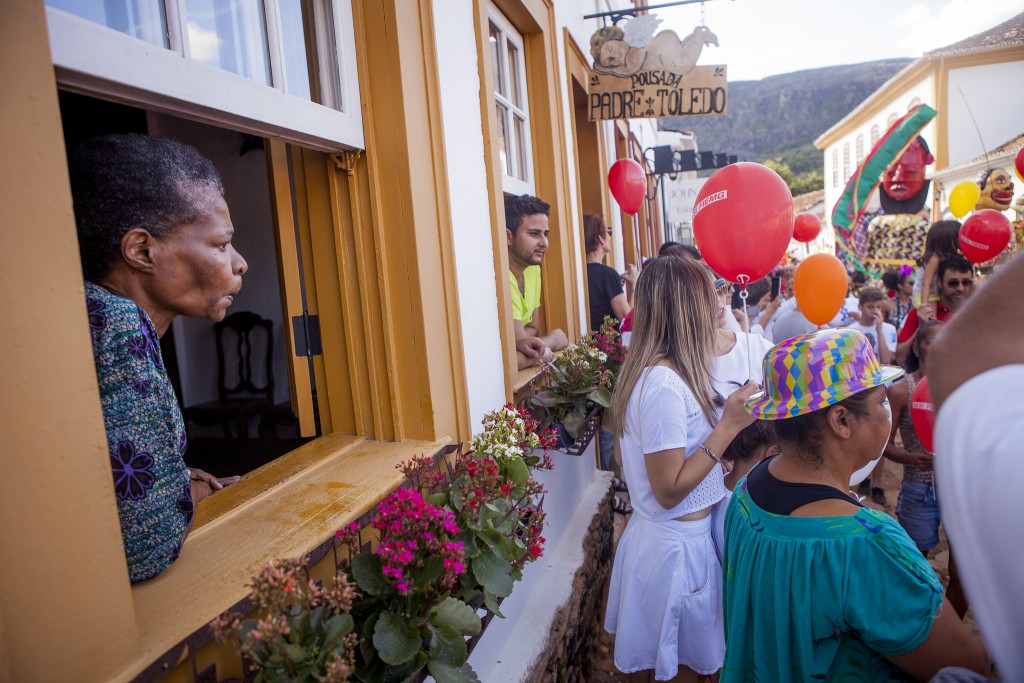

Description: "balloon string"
738 283 752 382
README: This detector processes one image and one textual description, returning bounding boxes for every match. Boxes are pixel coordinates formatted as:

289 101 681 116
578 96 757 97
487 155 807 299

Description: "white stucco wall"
946 60 1024 167
432 0 508 427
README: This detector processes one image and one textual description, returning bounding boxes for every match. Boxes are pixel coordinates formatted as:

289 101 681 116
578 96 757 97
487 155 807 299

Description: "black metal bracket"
291 313 322 357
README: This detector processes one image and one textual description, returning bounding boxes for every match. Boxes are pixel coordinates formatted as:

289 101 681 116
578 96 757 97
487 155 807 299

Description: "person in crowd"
583 213 638 332
896 255 974 365
913 219 962 321
620 242 701 345
721 328 989 682
885 322 942 551
929 252 1024 683
711 275 774 396
850 270 868 298
70 134 246 582
711 420 778 562
882 267 915 331
506 194 569 369
850 286 898 506
661 241 701 259
884 321 969 617
847 287 896 365
605 256 757 682
830 270 863 327
582 213 637 512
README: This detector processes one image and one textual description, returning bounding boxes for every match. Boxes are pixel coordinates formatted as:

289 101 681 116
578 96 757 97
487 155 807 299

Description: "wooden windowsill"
124 433 450 680
511 364 545 395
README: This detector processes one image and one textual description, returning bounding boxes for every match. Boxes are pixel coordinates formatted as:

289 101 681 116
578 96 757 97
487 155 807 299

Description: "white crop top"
620 366 726 521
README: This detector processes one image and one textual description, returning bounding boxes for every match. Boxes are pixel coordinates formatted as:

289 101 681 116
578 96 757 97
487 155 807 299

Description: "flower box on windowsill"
553 406 602 457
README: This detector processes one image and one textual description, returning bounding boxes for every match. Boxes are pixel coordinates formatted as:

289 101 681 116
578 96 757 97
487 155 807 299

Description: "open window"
58 91 332 479
479 0 581 397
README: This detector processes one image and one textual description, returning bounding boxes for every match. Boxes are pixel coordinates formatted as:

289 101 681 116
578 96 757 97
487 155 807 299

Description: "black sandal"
612 496 633 515
612 477 629 493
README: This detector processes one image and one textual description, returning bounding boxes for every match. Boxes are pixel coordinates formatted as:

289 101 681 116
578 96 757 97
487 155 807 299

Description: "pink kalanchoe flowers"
370 487 465 595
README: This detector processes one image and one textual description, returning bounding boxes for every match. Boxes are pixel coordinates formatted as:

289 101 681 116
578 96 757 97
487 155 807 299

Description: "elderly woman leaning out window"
70 134 247 582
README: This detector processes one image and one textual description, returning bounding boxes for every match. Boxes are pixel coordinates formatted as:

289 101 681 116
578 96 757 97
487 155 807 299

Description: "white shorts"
604 513 725 680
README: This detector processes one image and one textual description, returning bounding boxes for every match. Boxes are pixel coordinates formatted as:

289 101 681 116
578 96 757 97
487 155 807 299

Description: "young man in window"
505 194 568 370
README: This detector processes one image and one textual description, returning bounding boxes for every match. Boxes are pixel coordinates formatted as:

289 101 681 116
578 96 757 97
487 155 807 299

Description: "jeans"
895 478 941 552
598 428 614 471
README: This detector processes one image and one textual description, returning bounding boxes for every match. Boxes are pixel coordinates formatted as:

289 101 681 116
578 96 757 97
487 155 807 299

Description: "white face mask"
849 397 892 487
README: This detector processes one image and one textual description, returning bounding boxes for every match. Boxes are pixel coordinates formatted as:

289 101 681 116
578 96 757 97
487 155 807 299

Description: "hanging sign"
588 15 728 121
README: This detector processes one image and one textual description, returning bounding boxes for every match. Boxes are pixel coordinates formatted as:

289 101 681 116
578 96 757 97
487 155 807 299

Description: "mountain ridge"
660 58 914 175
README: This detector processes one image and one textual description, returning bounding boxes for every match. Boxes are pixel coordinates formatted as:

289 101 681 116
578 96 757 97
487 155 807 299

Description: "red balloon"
608 159 647 214
793 212 822 243
959 209 1011 263
910 376 935 452
1015 146 1024 183
692 162 794 283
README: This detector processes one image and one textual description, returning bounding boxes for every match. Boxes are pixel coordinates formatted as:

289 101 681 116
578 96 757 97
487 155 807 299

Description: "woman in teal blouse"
721 329 989 682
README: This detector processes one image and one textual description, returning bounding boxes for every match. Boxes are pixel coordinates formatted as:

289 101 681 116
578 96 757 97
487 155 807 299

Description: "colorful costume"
86 281 191 582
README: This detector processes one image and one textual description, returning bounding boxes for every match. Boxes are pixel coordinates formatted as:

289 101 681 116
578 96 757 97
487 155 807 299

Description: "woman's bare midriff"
673 506 712 522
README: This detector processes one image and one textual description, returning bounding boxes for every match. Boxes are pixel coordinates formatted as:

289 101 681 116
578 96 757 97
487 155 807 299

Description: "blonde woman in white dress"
604 256 756 682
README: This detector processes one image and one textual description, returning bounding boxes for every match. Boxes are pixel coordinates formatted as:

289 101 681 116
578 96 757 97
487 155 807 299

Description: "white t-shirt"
620 366 726 521
935 365 1024 683
846 320 897 356
829 295 861 328
762 296 797 340
711 331 774 398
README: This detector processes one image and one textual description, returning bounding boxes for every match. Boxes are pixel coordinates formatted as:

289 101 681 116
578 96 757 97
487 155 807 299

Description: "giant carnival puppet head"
975 167 1015 211
880 136 934 214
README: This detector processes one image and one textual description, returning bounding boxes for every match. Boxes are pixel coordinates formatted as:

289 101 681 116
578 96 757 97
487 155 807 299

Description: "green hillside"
660 59 913 190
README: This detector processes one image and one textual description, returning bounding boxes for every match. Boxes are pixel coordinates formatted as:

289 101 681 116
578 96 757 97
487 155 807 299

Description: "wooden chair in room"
183 311 276 441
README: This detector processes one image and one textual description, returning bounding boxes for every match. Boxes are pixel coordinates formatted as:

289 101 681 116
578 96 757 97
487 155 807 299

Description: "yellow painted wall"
0 1 141 680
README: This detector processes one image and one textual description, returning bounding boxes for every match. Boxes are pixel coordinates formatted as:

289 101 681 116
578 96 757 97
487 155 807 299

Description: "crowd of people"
71 132 1019 682
585 206 1022 682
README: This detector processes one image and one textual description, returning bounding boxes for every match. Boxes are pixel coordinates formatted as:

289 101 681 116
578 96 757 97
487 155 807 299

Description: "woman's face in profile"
850 385 891 462
150 192 247 322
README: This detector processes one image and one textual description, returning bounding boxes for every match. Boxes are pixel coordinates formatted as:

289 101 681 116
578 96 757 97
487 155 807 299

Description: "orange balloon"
793 253 848 326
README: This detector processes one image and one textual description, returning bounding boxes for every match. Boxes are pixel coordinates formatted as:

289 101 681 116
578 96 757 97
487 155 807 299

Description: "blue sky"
651 0 1024 81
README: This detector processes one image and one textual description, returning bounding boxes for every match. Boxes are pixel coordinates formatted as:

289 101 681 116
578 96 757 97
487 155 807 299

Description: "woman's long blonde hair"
608 255 723 435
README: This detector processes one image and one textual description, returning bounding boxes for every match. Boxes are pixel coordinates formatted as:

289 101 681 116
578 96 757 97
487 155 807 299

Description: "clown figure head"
975 168 1015 211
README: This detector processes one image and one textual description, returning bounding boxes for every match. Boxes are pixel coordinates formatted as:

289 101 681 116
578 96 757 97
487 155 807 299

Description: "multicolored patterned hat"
745 328 904 420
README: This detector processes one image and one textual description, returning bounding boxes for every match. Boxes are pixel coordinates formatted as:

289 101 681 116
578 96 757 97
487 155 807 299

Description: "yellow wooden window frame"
476 0 582 402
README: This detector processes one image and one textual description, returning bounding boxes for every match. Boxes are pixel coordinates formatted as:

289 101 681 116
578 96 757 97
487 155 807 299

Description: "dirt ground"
588 459 979 681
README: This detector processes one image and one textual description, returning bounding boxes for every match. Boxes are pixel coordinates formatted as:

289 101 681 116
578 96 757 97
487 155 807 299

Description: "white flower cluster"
470 405 539 461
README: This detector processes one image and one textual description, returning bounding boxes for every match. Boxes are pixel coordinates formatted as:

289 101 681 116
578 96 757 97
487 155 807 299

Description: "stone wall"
523 485 614 683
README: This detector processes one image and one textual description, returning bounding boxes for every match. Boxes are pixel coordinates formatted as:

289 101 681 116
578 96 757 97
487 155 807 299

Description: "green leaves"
428 624 467 666
471 550 514 598
373 612 422 665
429 596 482 636
352 552 384 596
427 660 482 683
506 456 530 486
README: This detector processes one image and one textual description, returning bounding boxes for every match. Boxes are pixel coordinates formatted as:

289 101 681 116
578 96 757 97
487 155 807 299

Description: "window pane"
507 42 521 108
278 0 313 101
186 0 271 85
489 22 504 96
47 0 167 47
496 104 512 177
514 115 528 181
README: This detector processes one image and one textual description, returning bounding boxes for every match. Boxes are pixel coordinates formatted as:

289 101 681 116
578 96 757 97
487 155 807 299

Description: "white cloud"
187 20 221 63
647 0 1023 80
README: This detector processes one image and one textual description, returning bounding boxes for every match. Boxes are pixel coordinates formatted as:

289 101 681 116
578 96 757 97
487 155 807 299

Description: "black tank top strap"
746 457 863 516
